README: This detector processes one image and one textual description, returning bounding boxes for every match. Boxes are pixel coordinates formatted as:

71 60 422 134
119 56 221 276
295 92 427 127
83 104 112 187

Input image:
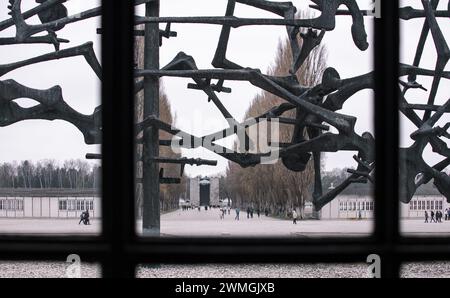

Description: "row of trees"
0 159 100 189
224 14 328 218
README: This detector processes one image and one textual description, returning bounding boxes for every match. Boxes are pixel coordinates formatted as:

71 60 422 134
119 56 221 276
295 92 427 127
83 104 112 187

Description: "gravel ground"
1 262 449 278
401 262 450 278
136 263 368 278
0 261 101 278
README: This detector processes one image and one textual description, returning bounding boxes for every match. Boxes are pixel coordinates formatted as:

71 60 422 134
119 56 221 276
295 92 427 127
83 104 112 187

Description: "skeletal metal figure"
35 0 68 50
0 0 449 212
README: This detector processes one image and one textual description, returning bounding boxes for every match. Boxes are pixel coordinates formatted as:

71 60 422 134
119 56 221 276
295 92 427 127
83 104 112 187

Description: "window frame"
0 0 449 279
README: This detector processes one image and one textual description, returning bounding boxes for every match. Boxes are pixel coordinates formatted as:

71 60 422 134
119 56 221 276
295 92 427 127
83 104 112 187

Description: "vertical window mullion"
101 0 136 278
374 0 400 278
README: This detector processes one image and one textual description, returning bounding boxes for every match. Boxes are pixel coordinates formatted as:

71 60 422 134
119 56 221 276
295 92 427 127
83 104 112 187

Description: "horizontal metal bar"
136 16 329 28
86 153 102 159
160 177 181 184
309 5 450 19
0 237 450 263
309 5 373 16
403 103 450 112
135 68 255 80
150 157 217 166
125 242 450 264
0 237 109 262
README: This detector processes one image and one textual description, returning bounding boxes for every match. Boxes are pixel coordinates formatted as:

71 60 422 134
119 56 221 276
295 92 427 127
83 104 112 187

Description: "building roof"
0 188 100 197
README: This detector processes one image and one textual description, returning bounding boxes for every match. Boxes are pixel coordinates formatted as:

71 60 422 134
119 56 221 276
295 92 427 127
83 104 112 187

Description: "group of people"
219 206 231 219
232 207 270 221
181 205 194 211
424 209 449 223
245 206 261 219
78 210 90 225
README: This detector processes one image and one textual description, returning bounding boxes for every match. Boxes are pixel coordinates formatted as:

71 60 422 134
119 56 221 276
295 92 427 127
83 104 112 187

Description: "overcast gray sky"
0 0 448 178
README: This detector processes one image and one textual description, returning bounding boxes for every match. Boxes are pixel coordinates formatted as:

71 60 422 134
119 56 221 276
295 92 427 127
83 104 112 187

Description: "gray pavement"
0 208 449 237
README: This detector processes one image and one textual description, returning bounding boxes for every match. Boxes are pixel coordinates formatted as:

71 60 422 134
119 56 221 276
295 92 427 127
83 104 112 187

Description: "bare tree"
225 13 327 218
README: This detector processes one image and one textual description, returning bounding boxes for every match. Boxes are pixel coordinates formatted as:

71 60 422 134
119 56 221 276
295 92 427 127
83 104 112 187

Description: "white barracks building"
320 195 449 219
0 189 101 219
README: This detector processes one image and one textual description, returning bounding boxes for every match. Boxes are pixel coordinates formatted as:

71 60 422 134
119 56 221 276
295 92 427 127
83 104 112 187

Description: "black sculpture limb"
0 35 69 46
8 0 101 44
0 79 101 144
0 0 67 31
34 0 68 50
421 0 450 122
0 42 102 80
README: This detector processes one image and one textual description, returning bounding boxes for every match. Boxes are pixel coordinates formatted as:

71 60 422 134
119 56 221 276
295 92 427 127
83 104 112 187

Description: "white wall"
320 195 448 220
190 178 200 206
210 177 220 206
321 195 374 220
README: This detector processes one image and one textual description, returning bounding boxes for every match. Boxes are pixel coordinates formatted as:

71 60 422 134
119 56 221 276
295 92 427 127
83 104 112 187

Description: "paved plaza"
0 208 449 237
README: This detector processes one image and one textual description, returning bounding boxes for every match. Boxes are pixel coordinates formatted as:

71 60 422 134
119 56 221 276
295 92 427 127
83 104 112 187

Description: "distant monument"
189 177 220 207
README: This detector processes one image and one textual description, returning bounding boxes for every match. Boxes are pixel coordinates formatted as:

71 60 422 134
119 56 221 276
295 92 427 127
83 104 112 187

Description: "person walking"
246 207 250 219
445 209 448 221
430 210 436 223
84 209 90 225
78 211 86 225
292 209 298 224
235 207 240 220
425 210 429 223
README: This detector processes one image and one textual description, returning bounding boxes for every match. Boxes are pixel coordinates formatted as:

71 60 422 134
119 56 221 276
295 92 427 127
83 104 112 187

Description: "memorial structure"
0 0 448 234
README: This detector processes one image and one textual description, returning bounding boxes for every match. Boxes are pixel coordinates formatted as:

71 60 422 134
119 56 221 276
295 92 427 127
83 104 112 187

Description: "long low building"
320 195 449 219
1 189 447 221
0 189 101 219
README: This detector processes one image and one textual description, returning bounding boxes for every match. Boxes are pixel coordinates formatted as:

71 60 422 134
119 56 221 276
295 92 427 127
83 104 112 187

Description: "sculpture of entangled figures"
0 0 103 145
136 0 449 209
398 0 450 203
1 0 449 211
136 0 376 210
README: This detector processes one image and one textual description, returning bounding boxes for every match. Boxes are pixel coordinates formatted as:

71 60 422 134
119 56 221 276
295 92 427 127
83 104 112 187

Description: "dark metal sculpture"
0 0 449 233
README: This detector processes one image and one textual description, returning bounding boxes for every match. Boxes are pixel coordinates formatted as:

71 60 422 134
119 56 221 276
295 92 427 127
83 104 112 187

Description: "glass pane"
399 0 450 235
137 263 368 278
135 0 375 237
0 1 102 235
